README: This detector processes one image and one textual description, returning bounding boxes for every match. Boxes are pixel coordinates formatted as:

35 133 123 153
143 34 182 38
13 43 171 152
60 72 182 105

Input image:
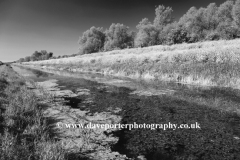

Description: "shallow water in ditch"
13 65 240 160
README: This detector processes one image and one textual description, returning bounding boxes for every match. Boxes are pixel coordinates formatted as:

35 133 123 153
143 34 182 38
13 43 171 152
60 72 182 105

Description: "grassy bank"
0 65 75 160
22 39 240 89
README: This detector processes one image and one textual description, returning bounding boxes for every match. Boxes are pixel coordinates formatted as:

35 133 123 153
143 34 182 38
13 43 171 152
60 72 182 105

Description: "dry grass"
22 38 240 89
0 81 68 160
0 66 71 160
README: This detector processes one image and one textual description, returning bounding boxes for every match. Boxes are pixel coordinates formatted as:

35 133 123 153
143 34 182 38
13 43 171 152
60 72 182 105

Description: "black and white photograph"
0 0 240 159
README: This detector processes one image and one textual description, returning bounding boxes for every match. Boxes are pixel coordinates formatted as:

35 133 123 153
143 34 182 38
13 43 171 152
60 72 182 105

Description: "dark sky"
0 0 227 62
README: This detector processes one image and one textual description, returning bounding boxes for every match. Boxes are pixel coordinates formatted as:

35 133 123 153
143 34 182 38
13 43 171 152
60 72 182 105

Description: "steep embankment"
22 39 240 89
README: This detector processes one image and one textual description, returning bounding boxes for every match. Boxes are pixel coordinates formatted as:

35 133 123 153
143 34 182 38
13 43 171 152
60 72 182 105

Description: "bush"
166 27 190 44
78 26 105 54
104 23 133 51
134 25 159 47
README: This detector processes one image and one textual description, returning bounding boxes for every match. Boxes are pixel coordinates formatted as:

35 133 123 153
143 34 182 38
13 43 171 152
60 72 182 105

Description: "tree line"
17 50 78 63
17 50 54 62
78 0 240 54
16 0 240 62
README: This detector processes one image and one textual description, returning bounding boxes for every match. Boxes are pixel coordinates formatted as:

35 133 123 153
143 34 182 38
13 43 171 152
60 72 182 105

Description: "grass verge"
0 65 86 160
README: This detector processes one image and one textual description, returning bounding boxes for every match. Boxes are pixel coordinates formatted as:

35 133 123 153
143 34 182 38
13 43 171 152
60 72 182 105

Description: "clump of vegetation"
134 18 158 47
104 23 134 51
78 26 106 55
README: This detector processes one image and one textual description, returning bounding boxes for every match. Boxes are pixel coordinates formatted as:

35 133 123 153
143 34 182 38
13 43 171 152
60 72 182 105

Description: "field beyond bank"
21 39 240 89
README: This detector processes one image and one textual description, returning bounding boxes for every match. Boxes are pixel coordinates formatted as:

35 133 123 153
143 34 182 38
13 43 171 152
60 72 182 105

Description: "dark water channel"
13 65 240 160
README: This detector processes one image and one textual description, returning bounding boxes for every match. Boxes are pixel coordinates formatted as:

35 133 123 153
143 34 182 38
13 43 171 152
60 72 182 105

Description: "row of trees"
17 51 79 63
17 51 80 63
78 24 135 54
17 50 53 62
78 0 240 55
